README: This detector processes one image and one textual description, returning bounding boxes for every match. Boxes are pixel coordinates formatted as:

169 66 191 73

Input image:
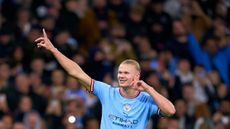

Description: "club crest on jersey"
123 104 131 112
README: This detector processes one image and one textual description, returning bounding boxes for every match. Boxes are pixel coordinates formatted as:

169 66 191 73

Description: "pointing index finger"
43 28 47 38
130 81 134 86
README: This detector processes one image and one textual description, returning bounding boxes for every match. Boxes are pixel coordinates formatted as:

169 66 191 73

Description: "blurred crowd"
0 0 230 129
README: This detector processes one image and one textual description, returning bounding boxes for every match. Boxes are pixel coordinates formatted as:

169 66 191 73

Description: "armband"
157 109 173 118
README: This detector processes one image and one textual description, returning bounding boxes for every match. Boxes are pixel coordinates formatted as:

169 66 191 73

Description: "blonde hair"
120 59 141 72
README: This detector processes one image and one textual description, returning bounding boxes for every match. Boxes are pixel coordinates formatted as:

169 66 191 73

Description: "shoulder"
138 92 153 102
93 80 118 92
140 91 151 97
93 80 118 89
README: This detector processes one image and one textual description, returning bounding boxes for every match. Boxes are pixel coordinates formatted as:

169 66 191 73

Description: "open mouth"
119 80 127 84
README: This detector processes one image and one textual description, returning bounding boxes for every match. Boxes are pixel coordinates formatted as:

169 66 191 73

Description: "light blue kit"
93 80 159 129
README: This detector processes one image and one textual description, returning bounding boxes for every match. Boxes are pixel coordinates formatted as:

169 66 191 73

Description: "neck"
120 87 140 99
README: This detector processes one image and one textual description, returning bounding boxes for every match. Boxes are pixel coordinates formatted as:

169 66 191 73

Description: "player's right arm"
35 29 92 91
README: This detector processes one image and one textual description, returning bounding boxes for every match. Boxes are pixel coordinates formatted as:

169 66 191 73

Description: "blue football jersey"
92 80 159 129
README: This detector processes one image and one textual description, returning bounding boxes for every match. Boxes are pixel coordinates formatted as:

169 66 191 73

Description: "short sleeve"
149 100 158 116
92 80 111 103
146 95 158 116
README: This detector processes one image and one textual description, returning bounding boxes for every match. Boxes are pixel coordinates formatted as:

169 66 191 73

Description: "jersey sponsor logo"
108 114 138 128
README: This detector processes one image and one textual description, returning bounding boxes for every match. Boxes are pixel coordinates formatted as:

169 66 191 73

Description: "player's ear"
135 72 140 80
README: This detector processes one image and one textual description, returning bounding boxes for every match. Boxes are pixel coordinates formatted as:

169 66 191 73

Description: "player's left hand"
35 29 56 52
130 80 150 92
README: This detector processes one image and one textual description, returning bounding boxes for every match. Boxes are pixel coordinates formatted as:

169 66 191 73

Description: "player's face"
117 64 139 87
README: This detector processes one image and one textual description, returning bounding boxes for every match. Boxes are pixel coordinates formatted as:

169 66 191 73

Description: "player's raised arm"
35 29 92 91
131 80 176 117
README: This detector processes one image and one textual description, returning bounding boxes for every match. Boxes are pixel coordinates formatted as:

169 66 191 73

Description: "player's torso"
100 88 150 129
